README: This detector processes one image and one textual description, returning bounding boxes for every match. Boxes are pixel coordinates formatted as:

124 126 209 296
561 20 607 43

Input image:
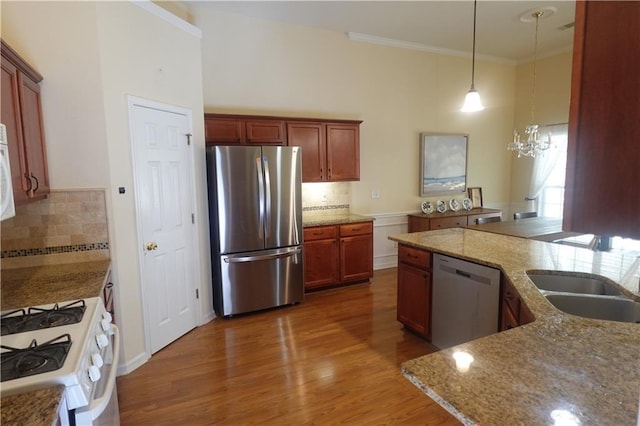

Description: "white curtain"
526 123 569 212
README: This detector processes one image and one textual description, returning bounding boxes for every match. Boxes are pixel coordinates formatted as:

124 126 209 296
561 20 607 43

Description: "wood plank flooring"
116 268 460 425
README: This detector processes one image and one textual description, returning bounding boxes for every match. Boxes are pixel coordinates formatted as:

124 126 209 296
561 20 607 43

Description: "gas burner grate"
1 300 86 336
1 333 72 381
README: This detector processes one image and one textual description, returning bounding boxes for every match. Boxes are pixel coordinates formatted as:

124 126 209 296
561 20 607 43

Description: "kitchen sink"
544 293 640 324
527 271 623 296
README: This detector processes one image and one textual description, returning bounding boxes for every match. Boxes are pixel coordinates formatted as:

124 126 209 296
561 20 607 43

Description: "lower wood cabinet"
500 276 534 331
303 221 373 291
396 244 432 339
408 208 502 232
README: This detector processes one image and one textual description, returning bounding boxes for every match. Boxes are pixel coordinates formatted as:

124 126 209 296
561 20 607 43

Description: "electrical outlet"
371 189 380 199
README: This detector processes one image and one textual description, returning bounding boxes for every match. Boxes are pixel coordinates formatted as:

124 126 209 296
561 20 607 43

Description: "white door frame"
127 95 202 358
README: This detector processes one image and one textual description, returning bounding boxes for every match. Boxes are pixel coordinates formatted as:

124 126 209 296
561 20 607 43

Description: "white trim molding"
347 32 515 65
130 0 202 39
371 211 413 270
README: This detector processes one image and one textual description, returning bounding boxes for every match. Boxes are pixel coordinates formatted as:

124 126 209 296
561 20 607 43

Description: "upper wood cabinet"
287 121 360 182
563 1 640 240
204 114 286 145
1 39 50 205
205 113 362 182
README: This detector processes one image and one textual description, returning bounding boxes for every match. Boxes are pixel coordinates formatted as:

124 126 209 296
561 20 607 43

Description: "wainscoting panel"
372 212 411 270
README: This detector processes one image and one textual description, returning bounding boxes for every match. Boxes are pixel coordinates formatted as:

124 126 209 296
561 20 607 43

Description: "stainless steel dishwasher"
432 254 501 349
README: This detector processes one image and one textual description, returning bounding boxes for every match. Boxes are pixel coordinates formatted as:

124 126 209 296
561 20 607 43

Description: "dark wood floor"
117 268 460 425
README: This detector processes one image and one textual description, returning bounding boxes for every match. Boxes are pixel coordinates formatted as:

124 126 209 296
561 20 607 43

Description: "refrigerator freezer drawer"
217 246 304 317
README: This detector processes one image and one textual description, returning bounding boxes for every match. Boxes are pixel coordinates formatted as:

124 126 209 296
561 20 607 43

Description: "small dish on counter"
436 200 447 213
449 199 460 212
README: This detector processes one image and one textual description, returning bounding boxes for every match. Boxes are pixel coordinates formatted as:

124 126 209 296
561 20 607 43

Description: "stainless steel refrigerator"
206 145 304 317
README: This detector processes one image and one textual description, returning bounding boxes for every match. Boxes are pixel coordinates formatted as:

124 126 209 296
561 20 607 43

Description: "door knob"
145 242 158 251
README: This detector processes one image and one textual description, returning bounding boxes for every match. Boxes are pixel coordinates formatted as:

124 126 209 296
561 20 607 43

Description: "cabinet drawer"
304 225 337 241
429 216 467 230
398 245 431 269
339 221 372 237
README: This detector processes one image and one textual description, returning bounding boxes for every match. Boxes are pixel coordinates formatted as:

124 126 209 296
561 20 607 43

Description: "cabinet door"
246 120 286 145
500 304 519 331
303 239 339 289
564 1 640 239
18 74 49 201
326 123 359 181
287 122 325 182
340 234 373 282
0 60 29 205
204 117 243 144
397 262 431 339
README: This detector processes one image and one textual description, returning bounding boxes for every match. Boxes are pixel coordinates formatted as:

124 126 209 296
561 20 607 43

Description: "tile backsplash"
0 189 109 269
301 182 351 213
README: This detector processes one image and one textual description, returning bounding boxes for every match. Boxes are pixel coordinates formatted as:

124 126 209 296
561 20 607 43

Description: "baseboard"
117 351 149 376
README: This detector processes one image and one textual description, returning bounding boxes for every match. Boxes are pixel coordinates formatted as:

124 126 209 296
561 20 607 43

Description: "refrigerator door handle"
223 247 302 263
255 156 265 240
262 155 271 239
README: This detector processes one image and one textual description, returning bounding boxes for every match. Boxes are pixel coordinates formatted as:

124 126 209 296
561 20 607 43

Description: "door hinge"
186 133 192 146
191 213 195 224
196 288 199 299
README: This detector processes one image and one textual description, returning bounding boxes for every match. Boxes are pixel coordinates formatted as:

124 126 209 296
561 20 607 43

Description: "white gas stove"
1 297 120 425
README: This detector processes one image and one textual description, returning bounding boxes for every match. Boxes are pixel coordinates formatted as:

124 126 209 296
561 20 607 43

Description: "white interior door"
130 100 198 354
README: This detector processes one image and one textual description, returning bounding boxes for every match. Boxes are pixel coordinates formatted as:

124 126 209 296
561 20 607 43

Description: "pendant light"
507 10 553 157
461 0 485 112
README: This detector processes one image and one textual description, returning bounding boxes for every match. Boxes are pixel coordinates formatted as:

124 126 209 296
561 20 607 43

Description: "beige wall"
1 1 210 372
193 7 517 214
509 51 573 212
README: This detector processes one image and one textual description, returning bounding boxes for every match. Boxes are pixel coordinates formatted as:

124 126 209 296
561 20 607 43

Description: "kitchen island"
389 228 640 425
0 260 111 425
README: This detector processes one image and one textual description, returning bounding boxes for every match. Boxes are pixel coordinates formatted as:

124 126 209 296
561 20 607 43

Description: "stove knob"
102 312 113 323
96 333 109 349
88 365 101 382
100 318 113 334
91 352 104 368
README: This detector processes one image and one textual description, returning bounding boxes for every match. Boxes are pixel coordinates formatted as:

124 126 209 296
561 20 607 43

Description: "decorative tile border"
1 242 109 259
303 204 350 212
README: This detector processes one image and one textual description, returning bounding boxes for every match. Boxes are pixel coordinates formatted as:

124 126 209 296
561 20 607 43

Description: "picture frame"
420 133 468 196
468 187 483 208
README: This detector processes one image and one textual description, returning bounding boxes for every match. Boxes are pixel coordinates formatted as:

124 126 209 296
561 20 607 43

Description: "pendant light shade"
461 0 484 112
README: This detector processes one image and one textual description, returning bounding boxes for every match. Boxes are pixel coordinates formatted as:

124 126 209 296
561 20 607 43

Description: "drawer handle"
407 254 418 259
313 232 324 236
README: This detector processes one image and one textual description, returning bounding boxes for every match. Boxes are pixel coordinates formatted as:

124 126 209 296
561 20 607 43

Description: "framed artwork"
468 187 483 208
420 133 468 196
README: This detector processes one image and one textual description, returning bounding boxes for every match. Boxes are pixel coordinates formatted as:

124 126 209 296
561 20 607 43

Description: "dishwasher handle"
455 269 472 279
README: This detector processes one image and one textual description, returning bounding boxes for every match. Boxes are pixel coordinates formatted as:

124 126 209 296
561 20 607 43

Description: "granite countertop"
0 259 111 310
389 228 640 425
0 386 65 426
302 211 374 227
1 260 111 425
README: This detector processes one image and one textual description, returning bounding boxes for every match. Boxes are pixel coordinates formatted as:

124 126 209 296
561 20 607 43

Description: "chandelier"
507 11 553 158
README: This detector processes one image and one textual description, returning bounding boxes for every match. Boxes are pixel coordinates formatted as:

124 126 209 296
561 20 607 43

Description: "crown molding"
129 0 202 39
347 32 516 65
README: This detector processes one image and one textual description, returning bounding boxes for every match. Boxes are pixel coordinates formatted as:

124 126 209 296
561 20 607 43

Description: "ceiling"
186 1 576 62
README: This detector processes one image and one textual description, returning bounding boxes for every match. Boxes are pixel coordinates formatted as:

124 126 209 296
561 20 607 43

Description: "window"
527 124 568 218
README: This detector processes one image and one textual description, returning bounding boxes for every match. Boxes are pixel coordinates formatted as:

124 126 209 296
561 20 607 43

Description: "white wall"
1 1 211 372
193 7 517 216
